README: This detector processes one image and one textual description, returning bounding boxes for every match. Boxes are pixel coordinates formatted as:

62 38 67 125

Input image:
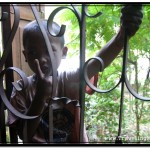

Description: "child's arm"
87 5 143 79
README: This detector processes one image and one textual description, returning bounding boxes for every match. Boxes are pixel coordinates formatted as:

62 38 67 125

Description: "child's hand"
120 5 143 37
34 59 52 99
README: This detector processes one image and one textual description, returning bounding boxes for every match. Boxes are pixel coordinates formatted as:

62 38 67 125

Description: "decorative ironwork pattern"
0 4 149 144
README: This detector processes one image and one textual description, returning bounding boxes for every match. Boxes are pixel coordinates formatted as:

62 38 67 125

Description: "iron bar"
79 5 86 143
31 4 57 143
0 98 6 143
0 67 37 119
23 120 28 143
117 30 129 140
0 4 149 144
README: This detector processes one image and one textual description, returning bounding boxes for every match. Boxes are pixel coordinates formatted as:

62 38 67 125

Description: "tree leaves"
52 4 150 143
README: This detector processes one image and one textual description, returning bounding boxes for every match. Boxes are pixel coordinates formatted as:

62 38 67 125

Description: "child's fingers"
120 5 143 36
34 59 44 79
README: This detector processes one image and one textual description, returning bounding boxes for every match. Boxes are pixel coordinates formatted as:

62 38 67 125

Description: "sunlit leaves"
52 4 150 143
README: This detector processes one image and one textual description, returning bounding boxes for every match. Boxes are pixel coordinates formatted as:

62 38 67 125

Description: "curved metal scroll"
83 56 121 93
125 74 150 101
47 4 102 142
0 5 38 120
0 67 37 119
31 4 59 143
83 24 150 143
47 5 81 37
84 5 102 18
0 4 148 144
31 5 58 99
83 36 150 101
84 59 150 101
47 7 67 37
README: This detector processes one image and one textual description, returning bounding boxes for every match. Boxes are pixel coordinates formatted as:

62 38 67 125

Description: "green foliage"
130 5 150 55
50 4 150 143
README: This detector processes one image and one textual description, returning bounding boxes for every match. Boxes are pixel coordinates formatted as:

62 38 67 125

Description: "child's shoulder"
13 74 36 90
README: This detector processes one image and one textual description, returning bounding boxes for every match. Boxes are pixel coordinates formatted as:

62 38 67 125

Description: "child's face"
23 31 63 76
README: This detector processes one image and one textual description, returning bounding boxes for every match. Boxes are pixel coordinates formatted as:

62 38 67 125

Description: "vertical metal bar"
2 5 18 144
79 4 86 143
0 99 6 143
49 103 53 143
116 31 129 142
9 127 18 143
31 5 57 143
1 5 18 144
118 82 125 138
23 120 28 143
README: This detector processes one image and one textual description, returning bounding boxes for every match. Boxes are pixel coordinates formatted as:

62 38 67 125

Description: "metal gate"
0 4 149 144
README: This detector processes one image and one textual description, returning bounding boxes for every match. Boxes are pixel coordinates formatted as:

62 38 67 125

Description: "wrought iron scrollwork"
0 5 38 120
83 18 150 143
84 4 102 18
0 67 37 119
0 4 149 144
83 31 150 101
43 5 102 142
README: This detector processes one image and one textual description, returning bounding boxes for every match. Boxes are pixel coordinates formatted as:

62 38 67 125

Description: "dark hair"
23 20 65 49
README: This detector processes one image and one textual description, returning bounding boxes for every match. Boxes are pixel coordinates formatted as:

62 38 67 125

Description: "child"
7 5 143 143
